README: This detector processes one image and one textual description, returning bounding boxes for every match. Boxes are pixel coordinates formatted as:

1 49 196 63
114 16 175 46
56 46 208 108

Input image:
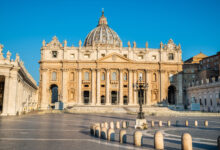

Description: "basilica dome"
83 11 122 47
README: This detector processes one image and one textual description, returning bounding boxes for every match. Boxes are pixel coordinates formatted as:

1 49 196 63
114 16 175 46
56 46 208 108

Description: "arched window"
112 72 117 81
84 72 89 80
52 72 57 81
210 99 212 106
153 73 157 82
124 73 127 81
200 99 202 105
205 99 207 105
101 72 105 80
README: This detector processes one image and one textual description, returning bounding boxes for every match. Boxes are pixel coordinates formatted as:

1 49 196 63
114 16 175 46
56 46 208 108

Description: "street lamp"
133 76 149 129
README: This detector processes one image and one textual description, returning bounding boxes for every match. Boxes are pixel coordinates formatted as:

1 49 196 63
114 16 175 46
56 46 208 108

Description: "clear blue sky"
0 0 219 83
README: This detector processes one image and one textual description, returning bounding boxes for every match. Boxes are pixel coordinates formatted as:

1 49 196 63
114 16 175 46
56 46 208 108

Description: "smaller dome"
83 10 122 47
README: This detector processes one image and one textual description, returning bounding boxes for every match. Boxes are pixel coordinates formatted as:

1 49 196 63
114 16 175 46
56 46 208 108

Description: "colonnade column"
128 69 133 105
2 75 9 115
106 69 110 105
96 69 101 105
133 70 137 105
119 69 123 105
91 69 96 105
77 69 82 105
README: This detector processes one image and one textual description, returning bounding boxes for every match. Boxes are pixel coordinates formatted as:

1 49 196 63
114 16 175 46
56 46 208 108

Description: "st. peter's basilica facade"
38 11 183 109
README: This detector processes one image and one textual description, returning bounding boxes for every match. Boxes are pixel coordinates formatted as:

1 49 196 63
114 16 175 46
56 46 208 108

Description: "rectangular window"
152 55 156 60
168 53 174 60
138 55 143 60
101 85 105 87
70 54 75 59
84 54 90 58
123 85 127 88
52 51 57 58
84 72 89 80
101 54 105 57
84 85 89 87
112 72 117 81
52 72 57 81
123 54 127 58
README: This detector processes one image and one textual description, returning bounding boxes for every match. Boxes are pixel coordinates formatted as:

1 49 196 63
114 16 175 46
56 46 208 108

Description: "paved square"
0 113 219 150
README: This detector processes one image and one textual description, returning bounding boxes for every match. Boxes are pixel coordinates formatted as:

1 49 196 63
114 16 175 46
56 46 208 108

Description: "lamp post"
133 76 148 129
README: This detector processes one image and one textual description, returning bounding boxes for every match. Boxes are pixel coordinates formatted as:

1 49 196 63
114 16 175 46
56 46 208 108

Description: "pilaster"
106 69 110 105
128 69 133 105
96 69 101 105
91 69 96 105
119 69 123 105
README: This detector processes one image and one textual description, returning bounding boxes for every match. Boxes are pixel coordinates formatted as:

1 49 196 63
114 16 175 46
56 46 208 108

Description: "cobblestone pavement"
0 113 219 150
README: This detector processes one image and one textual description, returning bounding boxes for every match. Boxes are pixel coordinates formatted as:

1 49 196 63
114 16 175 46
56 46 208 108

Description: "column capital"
105 68 110 72
96 68 101 72
76 68 82 72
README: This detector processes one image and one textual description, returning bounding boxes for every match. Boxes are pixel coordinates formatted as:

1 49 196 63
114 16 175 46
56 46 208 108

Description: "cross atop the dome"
98 8 107 25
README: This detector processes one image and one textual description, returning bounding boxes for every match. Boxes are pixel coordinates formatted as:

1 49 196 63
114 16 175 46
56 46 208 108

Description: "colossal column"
91 69 96 105
77 69 82 105
119 69 123 105
133 70 137 105
146 70 151 105
41 69 48 109
106 69 110 105
62 69 68 105
96 69 101 105
128 69 133 105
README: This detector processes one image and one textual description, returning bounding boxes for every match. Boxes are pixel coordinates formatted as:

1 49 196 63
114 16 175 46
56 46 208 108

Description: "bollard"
185 120 189 127
167 120 171 127
119 129 127 144
204 120 208 127
154 131 164 150
122 121 127 128
107 128 115 141
217 136 220 150
101 127 107 140
181 133 192 150
95 126 101 138
110 121 114 129
116 121 120 129
104 122 109 129
134 131 143 147
158 121 163 127
151 120 155 127
195 120 198 127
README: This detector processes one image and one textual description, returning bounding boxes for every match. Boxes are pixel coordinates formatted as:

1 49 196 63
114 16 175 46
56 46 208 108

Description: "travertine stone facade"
187 77 220 112
38 11 183 109
0 44 38 116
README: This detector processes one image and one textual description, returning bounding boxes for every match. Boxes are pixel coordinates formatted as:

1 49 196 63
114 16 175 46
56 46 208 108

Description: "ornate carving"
42 40 46 47
0 44 3 54
145 42 148 48
64 40 67 47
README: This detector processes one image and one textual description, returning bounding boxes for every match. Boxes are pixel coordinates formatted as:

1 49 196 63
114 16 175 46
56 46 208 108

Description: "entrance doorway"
111 91 117 104
101 95 105 104
168 85 176 104
50 84 58 104
123 96 128 105
0 76 5 112
83 91 90 104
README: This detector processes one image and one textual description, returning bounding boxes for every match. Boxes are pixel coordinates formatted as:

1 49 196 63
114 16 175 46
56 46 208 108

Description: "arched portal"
0 76 5 112
111 91 117 104
50 84 58 104
168 85 176 105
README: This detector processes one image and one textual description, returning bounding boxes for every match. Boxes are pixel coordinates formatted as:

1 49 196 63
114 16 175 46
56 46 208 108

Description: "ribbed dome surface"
83 11 121 47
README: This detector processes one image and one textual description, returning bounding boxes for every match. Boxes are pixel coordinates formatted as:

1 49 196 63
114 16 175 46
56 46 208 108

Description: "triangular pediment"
97 53 133 63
